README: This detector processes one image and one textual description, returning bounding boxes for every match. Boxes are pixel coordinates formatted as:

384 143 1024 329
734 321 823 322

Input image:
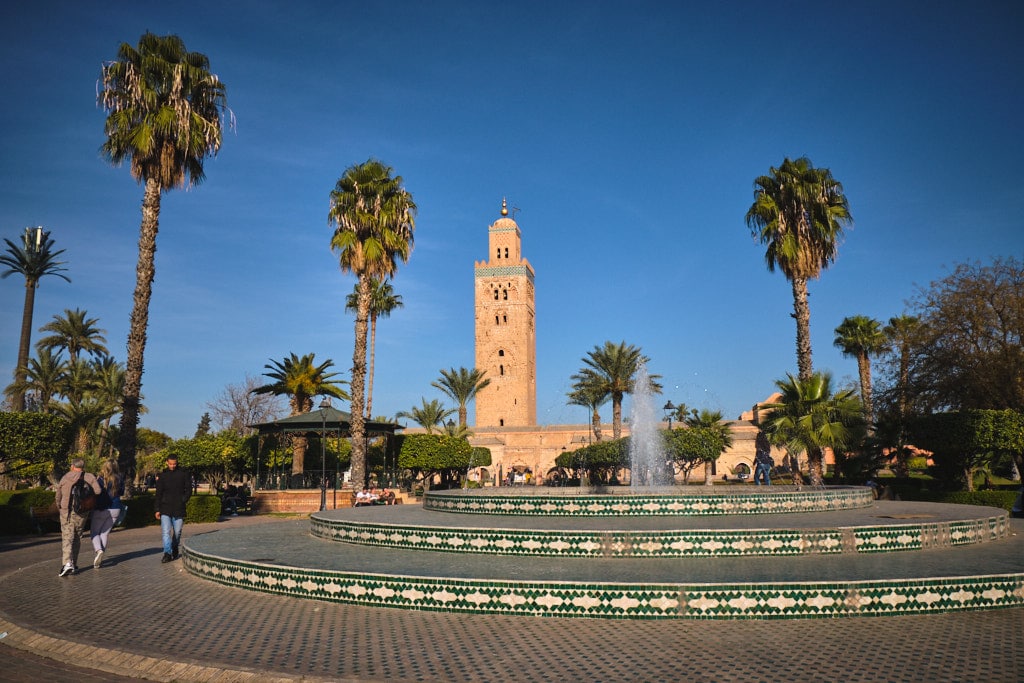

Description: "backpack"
69 473 96 515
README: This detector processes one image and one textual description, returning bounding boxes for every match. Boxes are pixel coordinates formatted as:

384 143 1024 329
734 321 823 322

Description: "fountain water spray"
629 361 672 487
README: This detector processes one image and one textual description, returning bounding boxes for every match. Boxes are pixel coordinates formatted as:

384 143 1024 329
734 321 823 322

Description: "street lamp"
319 396 330 511
663 401 676 430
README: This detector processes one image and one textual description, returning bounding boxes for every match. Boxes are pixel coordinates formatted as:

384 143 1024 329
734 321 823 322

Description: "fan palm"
1 227 70 411
567 383 610 443
759 372 863 486
251 353 349 475
329 159 416 488
36 308 108 364
396 398 454 434
746 157 852 381
5 348 67 414
345 277 404 418
432 367 491 427
833 315 887 428
99 31 232 480
570 341 660 439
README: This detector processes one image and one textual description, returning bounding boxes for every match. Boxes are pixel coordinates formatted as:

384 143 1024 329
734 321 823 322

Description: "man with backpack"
154 454 191 563
55 458 101 577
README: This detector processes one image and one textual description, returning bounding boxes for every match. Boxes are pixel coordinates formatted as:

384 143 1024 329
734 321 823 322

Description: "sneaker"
93 550 104 568
161 553 173 563
59 562 74 577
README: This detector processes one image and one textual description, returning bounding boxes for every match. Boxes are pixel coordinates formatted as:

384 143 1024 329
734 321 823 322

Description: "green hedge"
0 489 222 535
896 489 1019 512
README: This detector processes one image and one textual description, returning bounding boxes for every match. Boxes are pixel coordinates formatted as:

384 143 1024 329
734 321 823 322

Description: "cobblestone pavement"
1 515 1022 682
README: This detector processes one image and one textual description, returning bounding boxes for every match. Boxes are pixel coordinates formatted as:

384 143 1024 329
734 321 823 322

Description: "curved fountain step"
423 485 875 516
183 513 1024 620
310 501 1010 558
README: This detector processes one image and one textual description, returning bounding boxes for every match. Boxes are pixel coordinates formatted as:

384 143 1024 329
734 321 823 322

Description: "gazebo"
249 406 401 493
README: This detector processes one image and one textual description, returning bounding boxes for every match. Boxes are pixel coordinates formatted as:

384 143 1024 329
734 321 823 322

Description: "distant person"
55 458 101 577
154 454 191 563
753 432 773 486
90 459 124 568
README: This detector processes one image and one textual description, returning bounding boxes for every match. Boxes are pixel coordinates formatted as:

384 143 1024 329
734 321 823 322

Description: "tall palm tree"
570 341 660 439
0 227 70 411
881 314 921 477
567 383 610 443
36 308 108 364
345 277 404 418
329 159 416 488
6 347 67 414
99 31 232 481
759 372 862 486
251 353 349 475
684 409 733 485
396 398 455 434
432 367 491 427
745 157 853 381
833 315 887 429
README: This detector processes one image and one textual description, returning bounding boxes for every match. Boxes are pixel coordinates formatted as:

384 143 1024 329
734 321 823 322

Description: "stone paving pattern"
1 514 1023 682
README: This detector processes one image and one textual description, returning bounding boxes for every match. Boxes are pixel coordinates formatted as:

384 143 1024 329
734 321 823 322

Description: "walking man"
753 431 774 486
55 458 101 576
154 454 191 563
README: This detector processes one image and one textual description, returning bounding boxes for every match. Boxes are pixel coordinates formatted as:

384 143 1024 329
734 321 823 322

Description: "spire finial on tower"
501 197 508 217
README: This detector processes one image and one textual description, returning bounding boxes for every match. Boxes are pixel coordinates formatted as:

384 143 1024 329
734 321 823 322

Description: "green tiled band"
309 513 1009 558
423 487 876 517
183 549 1024 620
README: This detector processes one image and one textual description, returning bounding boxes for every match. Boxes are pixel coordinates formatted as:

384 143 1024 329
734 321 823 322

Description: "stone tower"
473 199 537 427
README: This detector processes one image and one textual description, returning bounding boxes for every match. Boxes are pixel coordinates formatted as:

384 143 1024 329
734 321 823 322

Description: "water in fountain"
629 361 672 487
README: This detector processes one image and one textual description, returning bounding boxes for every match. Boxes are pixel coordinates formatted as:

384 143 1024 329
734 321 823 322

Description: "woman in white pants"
90 459 124 568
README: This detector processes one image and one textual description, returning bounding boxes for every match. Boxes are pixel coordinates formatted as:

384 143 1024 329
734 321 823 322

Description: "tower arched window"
495 315 500 325
504 247 509 258
496 247 501 259
499 364 504 376
498 350 504 357
493 289 499 300
503 315 507 323
502 289 508 300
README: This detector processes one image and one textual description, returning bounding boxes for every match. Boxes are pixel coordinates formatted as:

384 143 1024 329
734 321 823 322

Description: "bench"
221 493 254 516
28 504 60 533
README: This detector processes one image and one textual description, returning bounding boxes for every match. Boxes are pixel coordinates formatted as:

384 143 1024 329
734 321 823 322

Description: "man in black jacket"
154 455 191 563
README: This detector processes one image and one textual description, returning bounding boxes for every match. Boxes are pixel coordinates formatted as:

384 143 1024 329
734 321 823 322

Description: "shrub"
0 488 57 535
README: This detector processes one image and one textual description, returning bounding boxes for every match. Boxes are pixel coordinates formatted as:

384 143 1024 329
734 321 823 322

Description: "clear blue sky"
1 1 1021 438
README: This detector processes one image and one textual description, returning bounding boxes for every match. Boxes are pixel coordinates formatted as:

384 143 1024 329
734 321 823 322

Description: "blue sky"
1 1 1021 439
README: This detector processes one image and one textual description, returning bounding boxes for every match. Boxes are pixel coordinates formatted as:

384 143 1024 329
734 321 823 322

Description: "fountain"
628 360 672 487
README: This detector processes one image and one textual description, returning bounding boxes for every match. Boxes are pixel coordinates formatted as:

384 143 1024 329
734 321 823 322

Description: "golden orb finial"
501 197 508 217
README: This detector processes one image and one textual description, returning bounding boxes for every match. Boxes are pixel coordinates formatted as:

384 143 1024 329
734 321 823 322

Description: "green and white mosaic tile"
309 513 1009 558
183 548 1024 620
423 487 875 517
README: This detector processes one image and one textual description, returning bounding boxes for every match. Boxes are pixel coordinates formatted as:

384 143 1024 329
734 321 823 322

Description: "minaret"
473 199 537 427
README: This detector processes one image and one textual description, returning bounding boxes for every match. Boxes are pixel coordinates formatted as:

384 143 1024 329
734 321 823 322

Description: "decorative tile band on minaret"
473 199 537 428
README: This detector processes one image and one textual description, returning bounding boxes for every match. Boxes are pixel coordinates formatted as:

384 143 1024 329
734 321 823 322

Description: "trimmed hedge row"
0 489 224 535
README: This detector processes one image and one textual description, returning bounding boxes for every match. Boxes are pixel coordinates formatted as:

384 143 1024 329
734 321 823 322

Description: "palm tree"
345 277 404 418
758 372 863 486
0 227 70 411
99 31 232 481
745 157 853 381
251 353 349 475
684 409 733 485
570 341 660 439
6 347 67 414
36 308 108 364
90 355 127 459
396 398 454 434
567 383 610 443
882 314 921 477
55 358 104 454
833 315 887 429
329 159 416 488
432 367 491 427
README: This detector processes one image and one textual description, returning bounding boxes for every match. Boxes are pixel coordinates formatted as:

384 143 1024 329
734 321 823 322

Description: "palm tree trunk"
791 277 813 382
11 280 37 412
291 434 308 476
857 353 874 429
118 177 162 485
366 313 377 418
612 396 623 440
349 276 371 489
809 447 825 486
591 409 602 442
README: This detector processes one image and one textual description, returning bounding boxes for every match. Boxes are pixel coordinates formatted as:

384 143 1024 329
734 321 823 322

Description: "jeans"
754 463 771 485
160 514 184 555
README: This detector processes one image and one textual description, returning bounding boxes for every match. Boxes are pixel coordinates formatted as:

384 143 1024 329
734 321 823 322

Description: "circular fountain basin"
423 485 875 516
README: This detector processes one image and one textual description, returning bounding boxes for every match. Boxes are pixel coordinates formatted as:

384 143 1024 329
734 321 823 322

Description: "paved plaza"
1 514 1022 682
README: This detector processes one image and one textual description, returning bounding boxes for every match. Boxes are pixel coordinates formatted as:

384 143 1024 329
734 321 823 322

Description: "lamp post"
664 400 676 430
319 396 330 511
